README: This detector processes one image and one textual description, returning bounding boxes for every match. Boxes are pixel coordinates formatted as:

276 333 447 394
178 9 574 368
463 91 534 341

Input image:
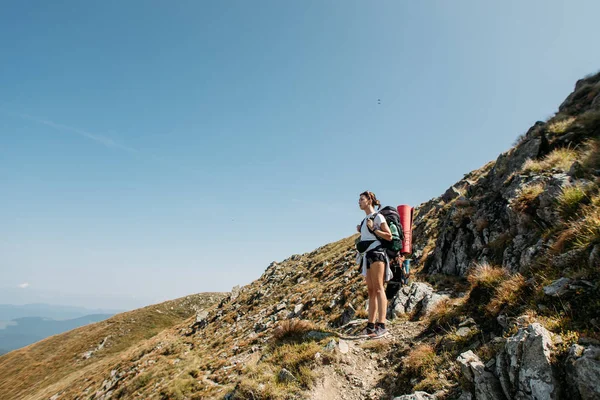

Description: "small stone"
294 304 304 315
350 376 364 388
458 317 477 328
543 277 572 297
306 331 330 340
254 322 267 332
230 285 241 300
338 340 349 354
193 310 209 330
324 339 337 351
278 368 297 383
456 327 472 338
497 314 508 329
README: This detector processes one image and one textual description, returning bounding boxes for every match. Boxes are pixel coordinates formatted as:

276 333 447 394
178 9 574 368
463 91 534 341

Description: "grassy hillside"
0 292 225 400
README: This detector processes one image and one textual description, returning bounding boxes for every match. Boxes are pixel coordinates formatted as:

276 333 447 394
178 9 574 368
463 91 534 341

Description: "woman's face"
358 195 370 210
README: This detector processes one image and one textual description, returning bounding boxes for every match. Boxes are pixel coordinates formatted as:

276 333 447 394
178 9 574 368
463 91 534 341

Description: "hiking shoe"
372 325 388 338
359 325 376 338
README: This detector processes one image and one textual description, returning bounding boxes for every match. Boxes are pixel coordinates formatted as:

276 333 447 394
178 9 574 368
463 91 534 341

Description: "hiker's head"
359 191 381 211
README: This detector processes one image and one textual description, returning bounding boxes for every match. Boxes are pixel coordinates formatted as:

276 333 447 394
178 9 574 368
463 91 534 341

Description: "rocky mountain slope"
1 71 599 400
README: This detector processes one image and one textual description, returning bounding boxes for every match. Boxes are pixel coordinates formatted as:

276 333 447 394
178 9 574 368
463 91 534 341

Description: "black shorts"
366 248 386 269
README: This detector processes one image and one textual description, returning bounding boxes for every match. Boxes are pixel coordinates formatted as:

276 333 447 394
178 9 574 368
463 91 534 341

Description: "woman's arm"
368 219 392 241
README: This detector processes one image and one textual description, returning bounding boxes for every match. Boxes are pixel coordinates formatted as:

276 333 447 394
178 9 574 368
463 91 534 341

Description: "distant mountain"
0 303 123 321
0 314 114 354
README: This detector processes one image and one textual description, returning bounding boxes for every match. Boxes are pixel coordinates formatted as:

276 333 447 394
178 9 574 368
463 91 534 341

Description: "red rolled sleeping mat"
397 205 414 255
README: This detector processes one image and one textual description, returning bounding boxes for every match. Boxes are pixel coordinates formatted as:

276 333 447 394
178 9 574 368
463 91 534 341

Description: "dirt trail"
309 320 426 400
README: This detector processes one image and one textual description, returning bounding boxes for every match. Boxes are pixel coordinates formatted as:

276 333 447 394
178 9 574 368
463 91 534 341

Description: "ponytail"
373 198 381 210
360 191 381 210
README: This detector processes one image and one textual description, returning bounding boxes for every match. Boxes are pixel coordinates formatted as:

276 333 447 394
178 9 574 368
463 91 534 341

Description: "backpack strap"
360 214 378 235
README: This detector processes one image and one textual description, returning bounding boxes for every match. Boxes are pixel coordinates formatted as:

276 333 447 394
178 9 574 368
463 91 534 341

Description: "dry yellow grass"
273 319 316 341
359 339 392 353
581 138 600 173
573 202 600 250
522 148 578 174
467 263 509 289
233 364 296 400
512 183 545 214
547 116 576 134
551 198 600 253
551 225 578 253
557 184 589 219
420 237 438 267
427 297 466 328
413 372 452 393
403 344 438 375
486 273 527 316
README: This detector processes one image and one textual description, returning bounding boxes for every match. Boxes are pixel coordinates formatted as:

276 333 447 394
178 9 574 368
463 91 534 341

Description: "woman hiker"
356 191 393 338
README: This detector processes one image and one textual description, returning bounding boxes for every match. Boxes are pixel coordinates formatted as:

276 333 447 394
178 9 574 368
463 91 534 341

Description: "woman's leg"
365 272 377 323
368 261 387 324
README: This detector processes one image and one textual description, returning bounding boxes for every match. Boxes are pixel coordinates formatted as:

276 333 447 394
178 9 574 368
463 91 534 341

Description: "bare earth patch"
309 320 425 400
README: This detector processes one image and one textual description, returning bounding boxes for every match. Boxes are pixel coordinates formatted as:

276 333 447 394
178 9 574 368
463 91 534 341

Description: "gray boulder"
565 344 600 400
390 285 411 317
420 292 451 317
457 350 505 400
389 282 436 318
496 323 559 400
405 282 434 313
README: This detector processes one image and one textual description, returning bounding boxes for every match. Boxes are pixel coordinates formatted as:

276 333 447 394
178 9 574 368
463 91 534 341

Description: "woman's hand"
366 219 374 231
356 224 361 232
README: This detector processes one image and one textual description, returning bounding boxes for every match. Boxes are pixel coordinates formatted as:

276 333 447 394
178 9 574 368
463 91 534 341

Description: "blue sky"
1 1 599 310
